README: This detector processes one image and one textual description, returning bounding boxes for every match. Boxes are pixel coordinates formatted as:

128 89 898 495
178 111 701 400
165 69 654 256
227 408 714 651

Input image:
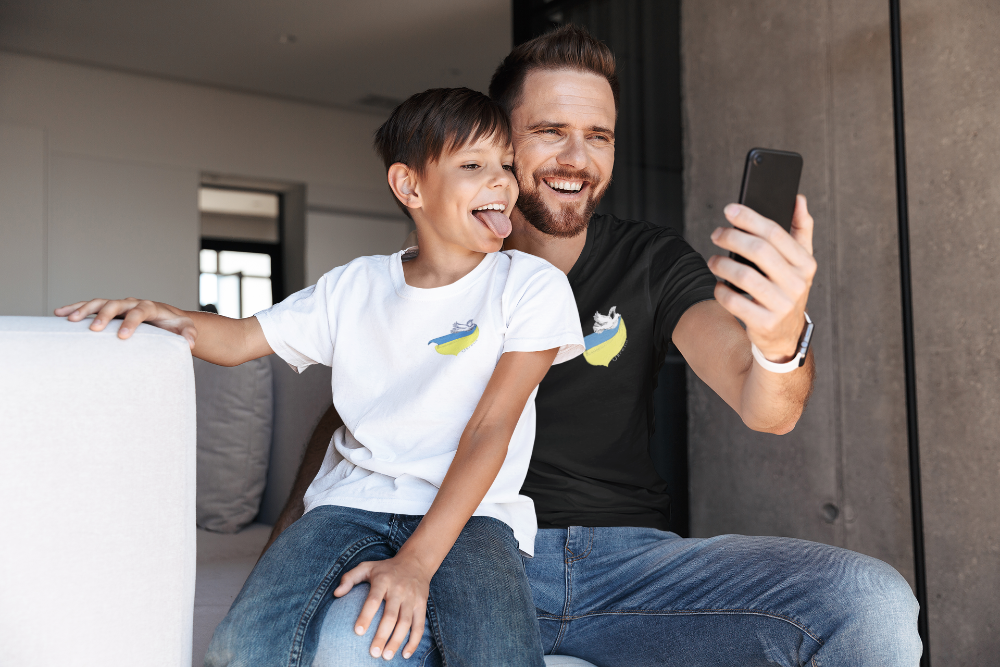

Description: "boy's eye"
502 164 513 172
462 163 480 170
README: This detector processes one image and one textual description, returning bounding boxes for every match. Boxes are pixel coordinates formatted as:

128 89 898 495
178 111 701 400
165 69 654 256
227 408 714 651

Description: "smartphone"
728 148 803 287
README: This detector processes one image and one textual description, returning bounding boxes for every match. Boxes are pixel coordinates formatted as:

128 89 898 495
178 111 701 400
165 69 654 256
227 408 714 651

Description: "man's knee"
832 551 921 656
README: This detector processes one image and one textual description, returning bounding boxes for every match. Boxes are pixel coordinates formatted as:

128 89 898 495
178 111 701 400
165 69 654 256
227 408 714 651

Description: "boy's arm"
334 347 559 661
55 298 272 366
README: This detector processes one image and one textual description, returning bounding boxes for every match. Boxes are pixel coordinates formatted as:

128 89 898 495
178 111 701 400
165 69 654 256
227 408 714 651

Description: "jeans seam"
563 527 595 563
425 595 453 667
550 530 576 654
285 534 388 667
536 608 825 647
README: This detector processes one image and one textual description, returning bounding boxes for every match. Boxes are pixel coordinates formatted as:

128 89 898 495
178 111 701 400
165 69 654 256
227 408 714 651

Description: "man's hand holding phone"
707 195 816 364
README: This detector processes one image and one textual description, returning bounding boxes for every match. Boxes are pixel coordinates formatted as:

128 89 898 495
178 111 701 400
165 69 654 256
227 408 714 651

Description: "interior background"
1 1 997 663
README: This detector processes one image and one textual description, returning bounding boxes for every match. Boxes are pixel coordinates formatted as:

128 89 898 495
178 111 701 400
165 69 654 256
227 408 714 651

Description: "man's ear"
387 163 421 212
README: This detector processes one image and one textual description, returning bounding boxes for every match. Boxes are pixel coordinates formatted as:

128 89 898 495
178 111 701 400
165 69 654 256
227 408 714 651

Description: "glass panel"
199 273 219 307
199 249 218 273
219 250 271 277
241 276 273 317
217 274 241 318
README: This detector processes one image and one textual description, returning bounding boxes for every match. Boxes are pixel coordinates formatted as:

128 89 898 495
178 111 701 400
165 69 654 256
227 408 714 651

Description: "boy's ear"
387 163 421 212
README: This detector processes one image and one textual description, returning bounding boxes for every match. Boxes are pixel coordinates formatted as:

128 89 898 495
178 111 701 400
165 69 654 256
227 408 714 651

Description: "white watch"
750 312 814 373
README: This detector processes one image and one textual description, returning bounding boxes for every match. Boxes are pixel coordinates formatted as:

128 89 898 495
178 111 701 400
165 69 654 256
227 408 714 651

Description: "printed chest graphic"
583 307 627 367
428 320 480 356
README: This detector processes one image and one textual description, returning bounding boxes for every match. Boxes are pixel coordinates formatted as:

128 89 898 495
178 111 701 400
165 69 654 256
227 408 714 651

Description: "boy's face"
413 136 517 254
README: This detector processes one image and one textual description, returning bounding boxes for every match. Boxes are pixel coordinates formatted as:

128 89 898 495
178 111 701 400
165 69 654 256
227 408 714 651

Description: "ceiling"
0 0 512 114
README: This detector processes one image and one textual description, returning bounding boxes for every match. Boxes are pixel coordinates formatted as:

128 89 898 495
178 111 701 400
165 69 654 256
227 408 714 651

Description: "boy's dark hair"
489 24 619 116
373 87 512 219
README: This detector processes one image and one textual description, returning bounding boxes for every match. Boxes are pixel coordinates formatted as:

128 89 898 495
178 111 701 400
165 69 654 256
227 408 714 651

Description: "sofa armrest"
0 317 196 667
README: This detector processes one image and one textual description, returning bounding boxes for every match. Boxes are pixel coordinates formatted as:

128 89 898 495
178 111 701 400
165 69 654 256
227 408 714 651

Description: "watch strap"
751 312 813 373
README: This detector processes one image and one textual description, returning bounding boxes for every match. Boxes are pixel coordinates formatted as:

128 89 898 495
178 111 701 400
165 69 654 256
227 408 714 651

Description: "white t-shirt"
255 249 584 554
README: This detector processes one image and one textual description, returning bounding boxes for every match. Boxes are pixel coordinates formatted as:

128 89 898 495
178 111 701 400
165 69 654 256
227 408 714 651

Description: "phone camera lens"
753 154 764 165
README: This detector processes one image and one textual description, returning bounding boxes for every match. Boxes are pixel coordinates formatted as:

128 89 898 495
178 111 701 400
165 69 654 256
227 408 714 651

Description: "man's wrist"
751 313 813 372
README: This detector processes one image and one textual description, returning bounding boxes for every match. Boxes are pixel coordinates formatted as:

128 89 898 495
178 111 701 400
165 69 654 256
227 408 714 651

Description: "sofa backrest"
0 316 196 666
257 355 332 525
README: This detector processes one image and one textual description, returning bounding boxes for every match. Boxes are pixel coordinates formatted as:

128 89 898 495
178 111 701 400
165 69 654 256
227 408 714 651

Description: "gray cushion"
257 356 333 526
194 357 273 533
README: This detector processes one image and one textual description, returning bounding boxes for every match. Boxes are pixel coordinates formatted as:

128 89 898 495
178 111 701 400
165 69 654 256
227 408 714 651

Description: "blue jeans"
204 505 544 667
524 527 922 666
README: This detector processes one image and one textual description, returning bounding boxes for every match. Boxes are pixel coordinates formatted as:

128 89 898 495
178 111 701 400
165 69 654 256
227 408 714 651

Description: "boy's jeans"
204 505 544 667
316 526 921 666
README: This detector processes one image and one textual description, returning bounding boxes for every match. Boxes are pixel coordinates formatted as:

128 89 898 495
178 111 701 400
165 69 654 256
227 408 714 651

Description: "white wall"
0 52 410 315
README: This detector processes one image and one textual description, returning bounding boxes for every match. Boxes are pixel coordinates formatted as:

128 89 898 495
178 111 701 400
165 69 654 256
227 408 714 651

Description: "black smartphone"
728 148 803 287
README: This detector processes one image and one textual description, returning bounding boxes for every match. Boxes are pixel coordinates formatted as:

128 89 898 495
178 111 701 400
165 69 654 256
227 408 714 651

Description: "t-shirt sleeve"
255 267 342 373
503 263 585 365
649 234 718 352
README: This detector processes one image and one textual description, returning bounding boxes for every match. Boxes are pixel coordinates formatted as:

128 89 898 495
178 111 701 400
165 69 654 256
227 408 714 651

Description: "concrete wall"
682 1 999 663
0 52 410 315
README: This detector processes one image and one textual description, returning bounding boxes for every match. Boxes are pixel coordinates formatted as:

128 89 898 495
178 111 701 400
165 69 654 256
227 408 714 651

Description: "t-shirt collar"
390 249 498 300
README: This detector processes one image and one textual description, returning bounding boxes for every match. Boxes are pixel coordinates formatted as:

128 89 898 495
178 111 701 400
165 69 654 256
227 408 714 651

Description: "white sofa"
0 316 595 667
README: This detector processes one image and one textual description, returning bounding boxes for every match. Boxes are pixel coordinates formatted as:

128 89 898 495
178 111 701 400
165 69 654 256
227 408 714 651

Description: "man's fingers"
713 280 773 328
369 599 398 658
708 255 790 312
334 562 372 599
382 608 413 661
722 203 814 270
402 605 426 659
789 194 815 256
710 227 798 290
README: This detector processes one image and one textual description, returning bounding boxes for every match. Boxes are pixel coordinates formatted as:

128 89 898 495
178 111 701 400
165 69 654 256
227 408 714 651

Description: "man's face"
509 68 616 238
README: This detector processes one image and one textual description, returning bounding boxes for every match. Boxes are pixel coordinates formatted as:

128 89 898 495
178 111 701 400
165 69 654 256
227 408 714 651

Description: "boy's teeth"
473 203 505 211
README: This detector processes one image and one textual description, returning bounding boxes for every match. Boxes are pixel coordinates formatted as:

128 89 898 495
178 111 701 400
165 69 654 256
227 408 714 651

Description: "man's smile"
543 178 585 194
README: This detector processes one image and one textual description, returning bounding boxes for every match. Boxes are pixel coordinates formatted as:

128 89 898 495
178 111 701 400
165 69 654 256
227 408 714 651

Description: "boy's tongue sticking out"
473 209 512 239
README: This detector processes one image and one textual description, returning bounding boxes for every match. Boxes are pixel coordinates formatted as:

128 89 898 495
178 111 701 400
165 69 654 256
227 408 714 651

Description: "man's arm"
258 404 344 559
673 195 817 434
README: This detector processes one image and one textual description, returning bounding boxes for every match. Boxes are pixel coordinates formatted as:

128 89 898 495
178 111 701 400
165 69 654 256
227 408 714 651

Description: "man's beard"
515 167 609 239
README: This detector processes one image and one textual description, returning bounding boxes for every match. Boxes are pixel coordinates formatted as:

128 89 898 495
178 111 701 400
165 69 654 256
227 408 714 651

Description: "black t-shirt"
522 213 718 530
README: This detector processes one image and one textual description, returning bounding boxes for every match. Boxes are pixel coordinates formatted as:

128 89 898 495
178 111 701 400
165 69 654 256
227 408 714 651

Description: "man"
270 26 921 666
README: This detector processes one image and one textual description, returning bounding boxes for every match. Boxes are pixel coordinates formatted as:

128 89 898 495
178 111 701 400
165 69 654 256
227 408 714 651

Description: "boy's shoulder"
500 248 563 278
315 252 396 284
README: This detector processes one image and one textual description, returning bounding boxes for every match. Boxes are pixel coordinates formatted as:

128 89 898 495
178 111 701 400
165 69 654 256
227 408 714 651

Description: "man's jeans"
204 505 544 667
524 527 922 667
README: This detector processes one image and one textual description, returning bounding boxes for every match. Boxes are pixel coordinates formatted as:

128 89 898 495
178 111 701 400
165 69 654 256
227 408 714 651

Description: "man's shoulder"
589 213 699 266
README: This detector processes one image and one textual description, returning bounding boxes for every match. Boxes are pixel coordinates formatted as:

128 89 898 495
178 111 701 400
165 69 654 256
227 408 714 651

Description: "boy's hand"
55 298 198 349
334 554 432 661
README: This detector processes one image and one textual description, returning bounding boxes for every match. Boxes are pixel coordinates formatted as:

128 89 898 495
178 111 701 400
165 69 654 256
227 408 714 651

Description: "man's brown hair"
488 24 619 116
373 87 512 218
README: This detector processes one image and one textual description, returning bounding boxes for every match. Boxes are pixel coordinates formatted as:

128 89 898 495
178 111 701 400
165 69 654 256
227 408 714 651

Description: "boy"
56 88 584 666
